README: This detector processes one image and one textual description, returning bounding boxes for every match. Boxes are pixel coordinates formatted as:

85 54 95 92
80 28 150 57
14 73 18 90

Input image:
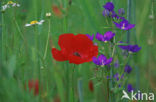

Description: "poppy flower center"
73 52 81 57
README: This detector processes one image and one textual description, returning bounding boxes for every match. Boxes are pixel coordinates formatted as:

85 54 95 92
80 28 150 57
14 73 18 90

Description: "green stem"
114 54 130 88
72 64 75 102
127 0 131 43
107 78 110 102
34 26 41 100
2 13 5 65
43 19 51 60
111 38 116 57
14 18 25 41
66 63 69 102
14 14 28 58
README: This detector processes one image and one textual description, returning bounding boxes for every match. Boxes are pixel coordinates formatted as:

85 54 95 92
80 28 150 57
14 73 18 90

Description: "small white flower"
25 20 45 27
2 5 9 11
12 3 20 7
1 1 20 11
46 12 51 17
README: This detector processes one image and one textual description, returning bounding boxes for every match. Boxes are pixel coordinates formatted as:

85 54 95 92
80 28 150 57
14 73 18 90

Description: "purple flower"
114 73 119 81
103 2 114 11
118 44 141 53
118 84 122 88
95 31 115 42
114 73 124 81
121 74 124 79
118 8 125 16
124 65 132 74
111 11 119 19
107 76 111 79
92 54 113 66
113 19 135 30
127 84 134 92
86 34 94 41
102 9 111 17
114 60 119 68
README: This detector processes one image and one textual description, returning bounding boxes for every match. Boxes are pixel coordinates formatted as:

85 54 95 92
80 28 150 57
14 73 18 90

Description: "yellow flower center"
7 1 14 4
30 20 38 24
121 23 125 29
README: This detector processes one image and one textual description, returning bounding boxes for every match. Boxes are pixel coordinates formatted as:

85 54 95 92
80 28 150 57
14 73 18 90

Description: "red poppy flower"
89 80 94 92
52 5 62 17
28 80 39 95
52 33 98 64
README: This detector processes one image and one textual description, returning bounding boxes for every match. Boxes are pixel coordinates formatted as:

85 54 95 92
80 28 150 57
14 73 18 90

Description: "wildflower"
51 34 98 64
111 11 119 19
46 12 52 17
27 80 39 95
113 19 135 30
52 5 62 17
107 76 111 79
114 60 119 68
127 84 134 92
114 73 119 81
114 73 124 81
95 31 115 42
2 5 9 11
118 8 125 16
1 1 20 11
86 34 94 41
25 20 45 27
88 80 94 92
103 2 114 11
92 54 113 66
102 9 111 17
124 65 132 74
111 11 126 20
118 84 121 88
118 43 141 53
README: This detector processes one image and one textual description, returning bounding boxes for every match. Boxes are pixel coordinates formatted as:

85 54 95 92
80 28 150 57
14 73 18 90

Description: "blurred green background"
0 0 156 102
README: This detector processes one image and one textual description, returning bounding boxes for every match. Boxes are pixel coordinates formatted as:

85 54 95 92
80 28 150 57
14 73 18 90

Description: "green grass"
0 0 156 102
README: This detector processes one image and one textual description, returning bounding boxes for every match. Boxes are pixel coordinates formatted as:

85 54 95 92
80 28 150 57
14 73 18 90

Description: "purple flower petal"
118 8 125 16
114 73 119 81
103 9 110 17
118 44 141 53
86 34 94 41
103 2 114 11
114 19 135 30
95 31 115 42
105 57 113 65
95 32 103 41
92 57 101 65
103 31 115 41
125 24 135 30
114 60 119 68
124 65 132 74
127 84 134 92
92 54 113 66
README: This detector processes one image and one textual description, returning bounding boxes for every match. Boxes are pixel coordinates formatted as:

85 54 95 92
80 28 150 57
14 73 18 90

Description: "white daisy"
25 20 45 27
1 1 20 11
2 5 9 11
12 3 20 7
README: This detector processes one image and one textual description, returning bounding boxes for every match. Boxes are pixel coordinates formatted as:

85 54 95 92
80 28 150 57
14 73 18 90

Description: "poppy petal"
58 33 74 53
52 48 68 61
